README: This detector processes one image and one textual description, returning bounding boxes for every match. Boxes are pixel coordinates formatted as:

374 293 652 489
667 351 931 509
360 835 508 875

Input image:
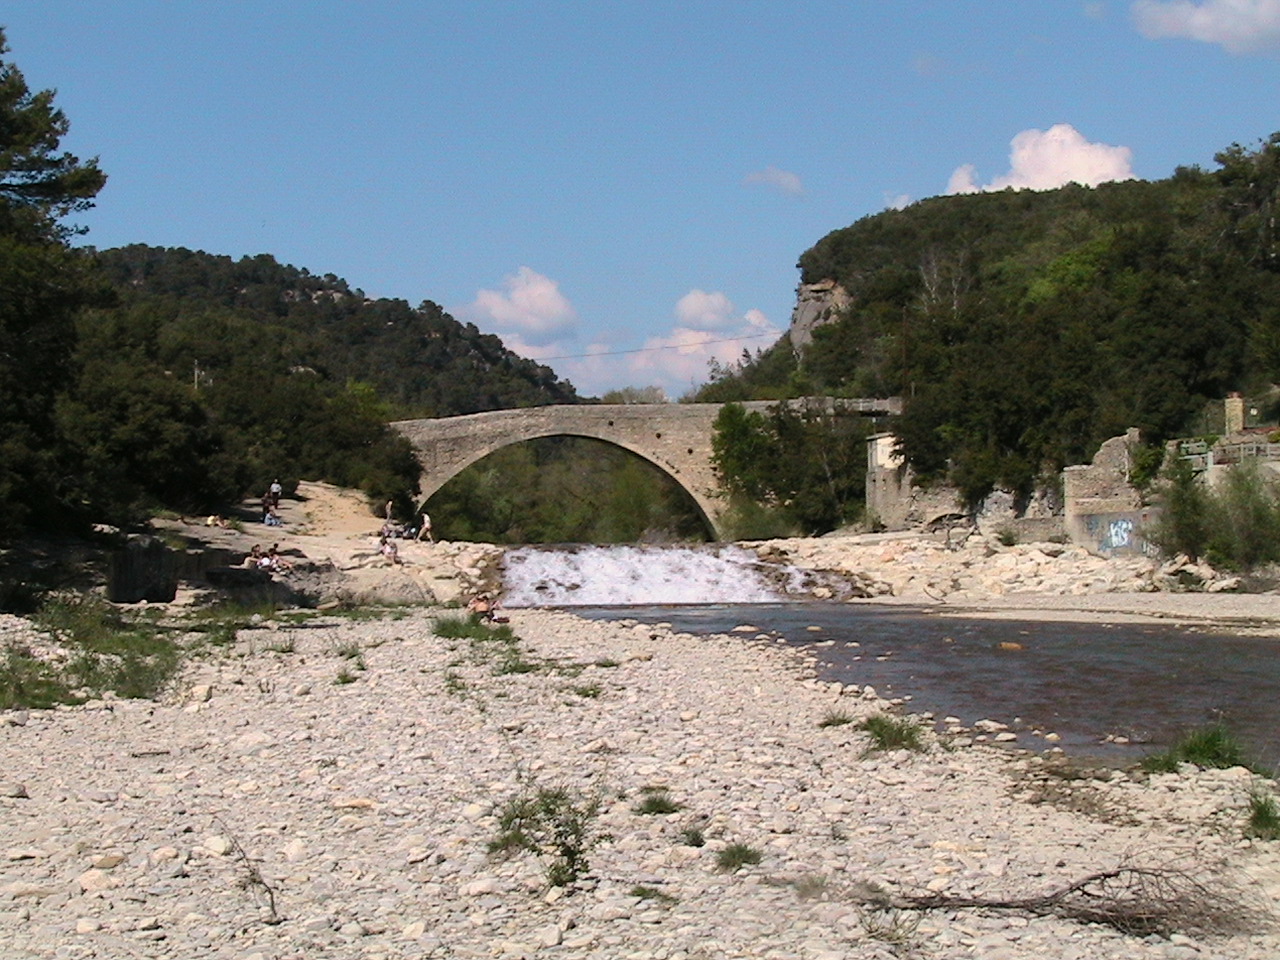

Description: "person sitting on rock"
245 544 265 568
467 593 495 623
267 543 293 572
379 535 402 565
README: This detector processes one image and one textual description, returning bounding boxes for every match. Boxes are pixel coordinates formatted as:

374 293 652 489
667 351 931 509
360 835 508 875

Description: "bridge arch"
393 405 730 537
391 398 902 542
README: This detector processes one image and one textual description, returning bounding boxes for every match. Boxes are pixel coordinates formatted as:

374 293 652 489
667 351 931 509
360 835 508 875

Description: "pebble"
0 606 1274 960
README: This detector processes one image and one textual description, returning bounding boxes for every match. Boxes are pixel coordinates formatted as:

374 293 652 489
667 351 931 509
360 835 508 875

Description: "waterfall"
500 544 809 607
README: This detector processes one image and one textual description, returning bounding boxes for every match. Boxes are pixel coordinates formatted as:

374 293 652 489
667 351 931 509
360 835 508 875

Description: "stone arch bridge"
392 398 901 539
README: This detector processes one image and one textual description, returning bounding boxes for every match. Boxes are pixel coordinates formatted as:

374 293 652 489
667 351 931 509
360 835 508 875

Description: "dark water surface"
573 603 1280 767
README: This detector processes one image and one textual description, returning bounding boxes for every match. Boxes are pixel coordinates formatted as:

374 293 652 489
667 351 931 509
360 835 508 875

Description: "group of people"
245 543 292 573
261 478 284 526
380 500 435 543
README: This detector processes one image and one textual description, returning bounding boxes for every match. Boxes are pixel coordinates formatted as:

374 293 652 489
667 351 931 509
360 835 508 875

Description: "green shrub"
678 827 706 847
1150 460 1212 560
443 671 468 695
715 494 799 541
0 644 71 710
332 640 362 659
488 785 602 887
818 710 855 728
572 683 602 698
859 714 925 753
995 525 1019 547
860 906 922 946
1141 723 1263 774
1247 790 1280 840
632 789 683 815
1152 460 1280 570
716 842 763 872
18 595 182 705
496 653 539 675
630 885 677 904
435 615 517 645
1128 443 1166 491
435 615 542 676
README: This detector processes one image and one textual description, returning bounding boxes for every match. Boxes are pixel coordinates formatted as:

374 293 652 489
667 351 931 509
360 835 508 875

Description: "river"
501 544 1280 767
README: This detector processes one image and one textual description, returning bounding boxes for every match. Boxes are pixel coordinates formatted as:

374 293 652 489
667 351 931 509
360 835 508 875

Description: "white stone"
76 868 116 892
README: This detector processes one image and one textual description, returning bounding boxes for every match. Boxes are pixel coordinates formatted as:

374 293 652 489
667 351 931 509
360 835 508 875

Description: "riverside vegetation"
1 603 1278 959
700 132 1280 525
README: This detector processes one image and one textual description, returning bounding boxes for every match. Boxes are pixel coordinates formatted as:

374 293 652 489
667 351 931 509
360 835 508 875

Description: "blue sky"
6 1 1280 397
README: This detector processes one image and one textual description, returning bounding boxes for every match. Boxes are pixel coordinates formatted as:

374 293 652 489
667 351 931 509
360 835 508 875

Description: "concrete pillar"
1225 393 1245 436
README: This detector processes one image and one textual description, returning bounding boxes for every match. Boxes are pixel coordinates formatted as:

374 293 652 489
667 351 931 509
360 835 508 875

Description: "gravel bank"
2 607 1278 959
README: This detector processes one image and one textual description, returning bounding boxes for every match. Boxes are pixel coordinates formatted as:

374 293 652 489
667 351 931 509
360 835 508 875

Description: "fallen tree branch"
214 816 282 925
891 866 1268 938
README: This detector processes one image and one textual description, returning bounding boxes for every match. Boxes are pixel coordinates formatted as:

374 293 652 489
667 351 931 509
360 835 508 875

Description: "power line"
535 331 778 362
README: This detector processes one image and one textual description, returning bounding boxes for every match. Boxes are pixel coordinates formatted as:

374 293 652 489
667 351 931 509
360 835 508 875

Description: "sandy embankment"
167 481 506 607
2 605 1279 959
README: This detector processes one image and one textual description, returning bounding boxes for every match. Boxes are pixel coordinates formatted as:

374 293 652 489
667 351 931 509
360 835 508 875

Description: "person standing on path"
417 510 434 543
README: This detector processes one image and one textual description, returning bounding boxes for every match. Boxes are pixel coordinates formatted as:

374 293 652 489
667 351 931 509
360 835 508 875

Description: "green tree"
710 403 775 501
0 30 105 238
711 401 869 534
0 29 107 536
56 357 244 523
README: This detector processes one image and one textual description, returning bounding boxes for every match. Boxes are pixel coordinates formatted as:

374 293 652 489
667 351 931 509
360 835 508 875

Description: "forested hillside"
0 28 583 537
699 134 1280 507
51 243 581 529
94 245 577 417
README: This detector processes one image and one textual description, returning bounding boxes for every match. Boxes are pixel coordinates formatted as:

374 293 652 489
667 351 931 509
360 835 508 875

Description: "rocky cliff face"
788 279 851 348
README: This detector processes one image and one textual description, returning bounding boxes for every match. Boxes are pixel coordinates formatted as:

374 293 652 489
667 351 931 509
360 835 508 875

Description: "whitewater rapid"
500 544 810 607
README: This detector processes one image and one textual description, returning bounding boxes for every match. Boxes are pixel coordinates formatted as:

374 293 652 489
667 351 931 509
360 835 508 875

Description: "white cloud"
467 282 782 398
743 165 804 197
608 295 780 396
884 192 912 210
946 124 1135 194
674 289 737 330
1132 0 1280 53
464 266 577 346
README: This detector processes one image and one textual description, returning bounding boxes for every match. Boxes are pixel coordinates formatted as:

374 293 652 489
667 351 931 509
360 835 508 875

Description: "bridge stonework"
392 399 901 540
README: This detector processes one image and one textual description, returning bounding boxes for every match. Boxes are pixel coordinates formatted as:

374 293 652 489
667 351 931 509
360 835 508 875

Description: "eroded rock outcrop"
788 279 851 348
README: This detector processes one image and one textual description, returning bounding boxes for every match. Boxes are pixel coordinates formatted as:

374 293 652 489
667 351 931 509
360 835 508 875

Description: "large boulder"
107 536 176 603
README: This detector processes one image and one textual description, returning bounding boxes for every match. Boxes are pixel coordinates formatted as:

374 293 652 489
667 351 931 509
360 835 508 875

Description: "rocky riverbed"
752 533 1245 604
2 606 1279 960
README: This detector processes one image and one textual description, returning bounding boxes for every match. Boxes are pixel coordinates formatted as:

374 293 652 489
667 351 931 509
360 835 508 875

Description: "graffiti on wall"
1083 511 1157 556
